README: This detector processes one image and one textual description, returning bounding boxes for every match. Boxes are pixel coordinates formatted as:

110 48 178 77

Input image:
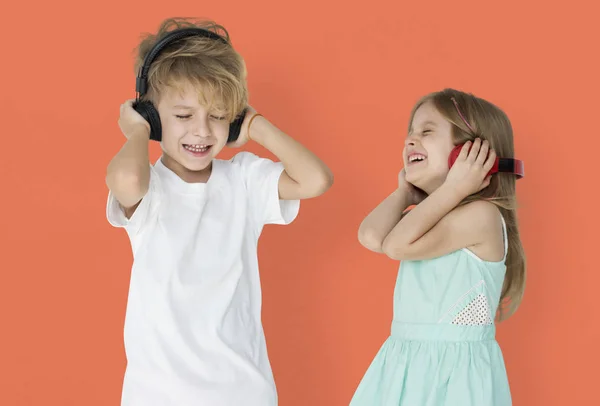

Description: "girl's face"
403 101 456 194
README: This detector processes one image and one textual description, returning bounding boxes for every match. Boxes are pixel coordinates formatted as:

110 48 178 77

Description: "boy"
105 18 333 406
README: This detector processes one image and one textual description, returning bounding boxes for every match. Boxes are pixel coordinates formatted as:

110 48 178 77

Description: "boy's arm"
249 116 334 200
357 188 412 253
105 101 152 219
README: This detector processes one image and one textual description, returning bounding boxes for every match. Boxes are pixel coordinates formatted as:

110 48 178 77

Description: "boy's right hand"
119 99 151 139
398 168 427 205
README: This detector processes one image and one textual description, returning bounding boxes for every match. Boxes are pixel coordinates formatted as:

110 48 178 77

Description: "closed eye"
175 114 226 121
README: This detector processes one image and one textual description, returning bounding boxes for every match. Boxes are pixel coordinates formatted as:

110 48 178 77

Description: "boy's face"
155 82 230 175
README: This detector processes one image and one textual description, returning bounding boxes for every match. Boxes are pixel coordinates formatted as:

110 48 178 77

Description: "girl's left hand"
398 168 428 205
444 138 496 198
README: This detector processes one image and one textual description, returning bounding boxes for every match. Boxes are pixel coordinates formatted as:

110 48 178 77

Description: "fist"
119 99 151 139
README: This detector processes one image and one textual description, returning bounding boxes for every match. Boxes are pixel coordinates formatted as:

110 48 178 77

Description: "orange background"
1 0 598 405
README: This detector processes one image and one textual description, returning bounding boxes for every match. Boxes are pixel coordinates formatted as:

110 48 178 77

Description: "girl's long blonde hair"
408 88 526 321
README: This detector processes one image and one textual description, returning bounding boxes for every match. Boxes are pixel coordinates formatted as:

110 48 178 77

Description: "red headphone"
448 144 524 179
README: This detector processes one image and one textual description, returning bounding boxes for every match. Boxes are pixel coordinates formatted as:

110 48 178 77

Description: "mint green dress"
350 215 512 406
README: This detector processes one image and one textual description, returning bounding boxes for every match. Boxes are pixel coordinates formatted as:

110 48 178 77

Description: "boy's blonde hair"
408 88 527 321
133 17 248 122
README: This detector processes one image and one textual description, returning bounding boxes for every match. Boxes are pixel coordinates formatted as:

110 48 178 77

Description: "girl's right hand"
119 99 151 139
398 168 428 205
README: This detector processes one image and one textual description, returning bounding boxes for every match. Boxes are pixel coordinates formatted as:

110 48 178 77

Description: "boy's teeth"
184 144 209 152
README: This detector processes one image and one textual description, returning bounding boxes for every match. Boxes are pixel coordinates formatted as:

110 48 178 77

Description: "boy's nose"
191 122 212 138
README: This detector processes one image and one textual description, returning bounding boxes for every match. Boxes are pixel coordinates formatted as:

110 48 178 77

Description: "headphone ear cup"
228 109 247 143
133 100 162 141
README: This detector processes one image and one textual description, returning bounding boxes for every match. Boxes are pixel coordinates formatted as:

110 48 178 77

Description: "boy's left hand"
227 106 259 148
444 138 496 198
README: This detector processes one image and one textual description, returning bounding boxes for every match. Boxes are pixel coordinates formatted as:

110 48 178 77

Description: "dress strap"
500 214 508 261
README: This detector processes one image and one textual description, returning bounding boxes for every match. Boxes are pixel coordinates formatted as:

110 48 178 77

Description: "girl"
350 88 525 406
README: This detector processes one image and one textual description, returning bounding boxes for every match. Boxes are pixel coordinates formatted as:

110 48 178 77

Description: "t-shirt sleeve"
232 151 300 226
106 165 160 237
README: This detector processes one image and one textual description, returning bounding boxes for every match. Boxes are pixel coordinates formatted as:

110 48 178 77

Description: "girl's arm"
358 188 412 253
381 186 501 261
382 139 502 261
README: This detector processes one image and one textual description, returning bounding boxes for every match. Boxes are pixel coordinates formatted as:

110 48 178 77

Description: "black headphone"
132 27 246 143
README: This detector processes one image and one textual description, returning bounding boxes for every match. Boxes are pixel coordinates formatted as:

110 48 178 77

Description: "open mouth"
183 144 212 156
408 153 427 164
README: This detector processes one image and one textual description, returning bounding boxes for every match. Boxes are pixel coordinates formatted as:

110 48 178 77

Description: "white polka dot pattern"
451 294 493 326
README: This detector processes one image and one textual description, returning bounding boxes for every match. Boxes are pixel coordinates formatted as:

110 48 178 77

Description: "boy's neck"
160 154 213 184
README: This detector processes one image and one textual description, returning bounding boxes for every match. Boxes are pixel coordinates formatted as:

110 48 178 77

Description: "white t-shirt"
106 151 300 406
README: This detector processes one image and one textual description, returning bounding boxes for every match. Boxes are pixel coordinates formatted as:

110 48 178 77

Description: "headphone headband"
136 28 229 96
496 157 524 179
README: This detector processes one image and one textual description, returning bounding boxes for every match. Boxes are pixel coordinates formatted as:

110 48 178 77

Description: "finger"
467 138 481 163
458 141 472 160
476 139 489 166
483 148 497 172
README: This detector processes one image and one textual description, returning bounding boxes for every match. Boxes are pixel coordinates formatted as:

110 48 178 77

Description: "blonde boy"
106 18 333 406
